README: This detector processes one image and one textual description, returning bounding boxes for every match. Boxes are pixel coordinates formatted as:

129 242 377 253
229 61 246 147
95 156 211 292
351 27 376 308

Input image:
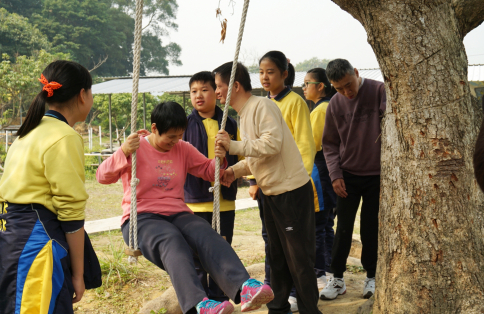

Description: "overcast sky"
162 0 484 76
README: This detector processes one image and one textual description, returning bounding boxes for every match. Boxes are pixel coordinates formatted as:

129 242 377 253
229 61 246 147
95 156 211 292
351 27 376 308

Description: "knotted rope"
127 0 144 264
212 0 250 233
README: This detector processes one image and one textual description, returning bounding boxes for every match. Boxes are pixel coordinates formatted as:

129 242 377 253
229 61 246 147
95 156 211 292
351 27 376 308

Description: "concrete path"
85 197 258 234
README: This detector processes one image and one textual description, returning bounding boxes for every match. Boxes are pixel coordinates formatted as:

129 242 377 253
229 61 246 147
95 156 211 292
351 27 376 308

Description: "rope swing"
125 0 143 263
211 0 250 234
126 0 250 261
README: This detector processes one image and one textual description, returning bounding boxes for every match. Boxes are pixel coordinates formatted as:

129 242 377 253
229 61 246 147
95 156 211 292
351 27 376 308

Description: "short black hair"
212 62 252 92
326 59 355 83
151 102 188 135
189 71 216 91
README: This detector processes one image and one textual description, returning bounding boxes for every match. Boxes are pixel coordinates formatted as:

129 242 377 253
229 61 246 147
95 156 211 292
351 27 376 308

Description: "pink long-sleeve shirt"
96 137 226 224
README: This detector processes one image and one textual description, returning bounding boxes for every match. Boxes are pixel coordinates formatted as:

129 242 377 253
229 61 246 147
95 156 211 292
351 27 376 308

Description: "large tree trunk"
330 1 484 312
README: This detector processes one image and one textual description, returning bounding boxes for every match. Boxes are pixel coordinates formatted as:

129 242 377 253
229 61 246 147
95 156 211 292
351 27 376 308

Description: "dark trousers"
262 188 334 298
289 209 329 298
331 171 380 278
263 181 321 314
121 212 249 314
324 209 335 273
193 210 235 302
314 153 337 274
257 190 271 286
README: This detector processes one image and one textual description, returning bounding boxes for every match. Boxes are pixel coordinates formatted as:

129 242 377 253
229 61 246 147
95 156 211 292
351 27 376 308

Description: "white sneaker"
325 272 334 280
363 277 375 299
317 275 327 289
319 277 346 300
288 296 298 312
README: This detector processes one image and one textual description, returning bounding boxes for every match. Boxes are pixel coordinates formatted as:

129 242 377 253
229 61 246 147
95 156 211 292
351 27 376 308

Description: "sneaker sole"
363 291 373 299
217 302 235 314
320 289 346 300
241 286 274 312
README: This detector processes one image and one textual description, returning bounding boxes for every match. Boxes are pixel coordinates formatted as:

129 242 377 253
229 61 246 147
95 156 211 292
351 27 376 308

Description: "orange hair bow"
38 74 62 97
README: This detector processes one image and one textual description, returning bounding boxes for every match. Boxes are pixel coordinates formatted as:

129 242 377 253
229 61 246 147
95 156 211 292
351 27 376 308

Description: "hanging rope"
126 0 144 264
211 0 250 233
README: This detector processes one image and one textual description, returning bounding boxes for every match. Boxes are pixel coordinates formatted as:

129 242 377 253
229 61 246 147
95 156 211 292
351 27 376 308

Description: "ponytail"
285 63 295 88
16 92 47 138
307 67 337 99
260 51 295 88
327 85 337 98
15 60 92 138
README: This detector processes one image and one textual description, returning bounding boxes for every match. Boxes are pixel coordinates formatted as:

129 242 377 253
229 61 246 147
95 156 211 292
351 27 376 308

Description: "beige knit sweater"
229 95 309 196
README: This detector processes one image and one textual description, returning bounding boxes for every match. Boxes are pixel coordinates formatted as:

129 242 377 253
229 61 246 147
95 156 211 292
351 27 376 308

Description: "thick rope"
212 0 250 233
128 0 143 264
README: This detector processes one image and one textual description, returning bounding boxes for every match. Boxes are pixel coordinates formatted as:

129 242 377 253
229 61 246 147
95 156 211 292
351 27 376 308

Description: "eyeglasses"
302 82 324 88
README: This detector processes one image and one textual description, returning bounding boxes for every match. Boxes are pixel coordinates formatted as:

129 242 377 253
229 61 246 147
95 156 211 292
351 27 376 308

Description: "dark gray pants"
122 212 249 314
263 181 322 314
331 171 380 278
193 210 235 302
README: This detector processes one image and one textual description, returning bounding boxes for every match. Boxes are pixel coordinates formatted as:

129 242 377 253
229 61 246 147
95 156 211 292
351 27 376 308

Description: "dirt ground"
230 210 368 314
74 208 366 314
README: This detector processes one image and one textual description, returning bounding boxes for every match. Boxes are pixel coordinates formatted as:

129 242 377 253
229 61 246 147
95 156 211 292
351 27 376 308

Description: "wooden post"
99 125 102 146
89 127 93 150
19 94 22 125
182 92 186 113
143 93 146 129
109 94 113 152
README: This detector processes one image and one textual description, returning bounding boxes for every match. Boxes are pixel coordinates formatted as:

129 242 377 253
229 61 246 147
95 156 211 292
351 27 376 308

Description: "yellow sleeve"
290 97 316 175
237 128 245 162
310 105 326 152
44 134 88 221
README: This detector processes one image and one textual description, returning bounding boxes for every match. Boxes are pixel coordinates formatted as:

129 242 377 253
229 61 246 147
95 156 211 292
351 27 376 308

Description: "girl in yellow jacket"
256 50 320 312
303 67 339 291
0 61 100 314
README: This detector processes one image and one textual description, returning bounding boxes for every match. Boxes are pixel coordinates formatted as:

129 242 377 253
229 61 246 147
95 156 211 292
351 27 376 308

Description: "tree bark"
330 0 484 312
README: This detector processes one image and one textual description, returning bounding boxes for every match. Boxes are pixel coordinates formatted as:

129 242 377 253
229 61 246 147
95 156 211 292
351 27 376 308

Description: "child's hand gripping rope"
121 130 150 157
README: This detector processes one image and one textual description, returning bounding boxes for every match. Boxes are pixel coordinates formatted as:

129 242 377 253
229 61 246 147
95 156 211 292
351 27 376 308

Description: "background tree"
91 93 160 140
0 50 69 128
294 57 330 71
329 0 484 312
0 8 51 57
0 0 42 19
1 0 182 76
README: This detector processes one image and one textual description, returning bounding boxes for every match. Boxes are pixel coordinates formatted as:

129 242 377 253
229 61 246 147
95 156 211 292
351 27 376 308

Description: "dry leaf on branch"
220 18 227 43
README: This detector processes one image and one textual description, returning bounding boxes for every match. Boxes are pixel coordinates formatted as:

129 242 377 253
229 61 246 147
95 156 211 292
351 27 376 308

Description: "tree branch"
89 55 109 73
453 0 484 37
142 12 156 31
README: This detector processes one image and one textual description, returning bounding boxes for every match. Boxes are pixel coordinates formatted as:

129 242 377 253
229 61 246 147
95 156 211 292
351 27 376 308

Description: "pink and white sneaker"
240 278 274 312
196 297 234 314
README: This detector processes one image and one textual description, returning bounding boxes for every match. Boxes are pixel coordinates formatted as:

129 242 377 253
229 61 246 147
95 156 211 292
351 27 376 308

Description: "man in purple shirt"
320 59 386 301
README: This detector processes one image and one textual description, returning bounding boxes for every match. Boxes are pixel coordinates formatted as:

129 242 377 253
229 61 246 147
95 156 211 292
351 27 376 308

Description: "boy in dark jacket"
183 71 243 302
